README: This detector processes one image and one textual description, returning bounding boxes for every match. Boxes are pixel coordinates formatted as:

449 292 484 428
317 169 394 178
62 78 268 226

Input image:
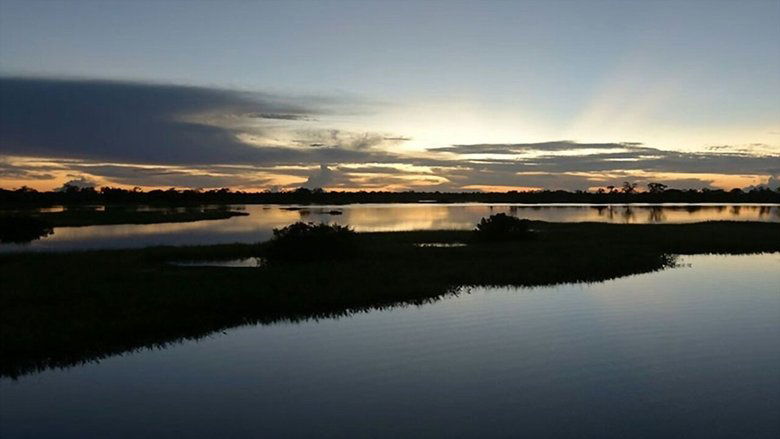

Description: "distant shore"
2 220 778 378
2 186 779 207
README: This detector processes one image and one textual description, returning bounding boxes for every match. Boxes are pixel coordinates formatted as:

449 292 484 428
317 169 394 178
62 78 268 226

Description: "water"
169 257 266 268
1 253 778 438
414 242 468 248
2 203 778 251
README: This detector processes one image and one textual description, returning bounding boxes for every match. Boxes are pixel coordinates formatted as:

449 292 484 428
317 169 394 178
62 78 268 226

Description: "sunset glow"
1 1 778 192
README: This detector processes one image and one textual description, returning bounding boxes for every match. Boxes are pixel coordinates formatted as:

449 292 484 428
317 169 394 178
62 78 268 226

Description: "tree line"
1 182 778 206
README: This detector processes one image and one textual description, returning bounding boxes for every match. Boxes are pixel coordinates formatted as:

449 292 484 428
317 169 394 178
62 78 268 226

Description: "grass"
1 220 779 378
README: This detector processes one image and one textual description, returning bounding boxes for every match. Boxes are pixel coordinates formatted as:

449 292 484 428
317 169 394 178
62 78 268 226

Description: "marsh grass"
1 221 778 378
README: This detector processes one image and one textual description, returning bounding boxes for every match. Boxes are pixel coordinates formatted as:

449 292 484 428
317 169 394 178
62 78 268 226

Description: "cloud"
247 113 312 121
0 153 762 192
705 143 778 155
428 141 780 176
0 77 381 166
1 77 778 191
292 129 394 151
752 175 780 191
67 163 273 189
0 158 56 180
56 177 97 191
430 141 657 155
304 165 336 188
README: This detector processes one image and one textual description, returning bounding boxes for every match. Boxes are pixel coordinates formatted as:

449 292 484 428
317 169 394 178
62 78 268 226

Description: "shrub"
474 213 531 241
0 216 54 244
266 222 357 262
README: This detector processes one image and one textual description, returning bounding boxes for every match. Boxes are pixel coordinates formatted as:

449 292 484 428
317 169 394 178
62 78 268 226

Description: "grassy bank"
1 221 778 378
0 207 248 243
2 206 248 227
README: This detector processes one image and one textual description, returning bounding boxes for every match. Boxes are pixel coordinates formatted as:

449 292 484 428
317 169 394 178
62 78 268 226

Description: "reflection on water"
169 257 266 268
2 203 778 251
414 242 468 248
1 253 777 438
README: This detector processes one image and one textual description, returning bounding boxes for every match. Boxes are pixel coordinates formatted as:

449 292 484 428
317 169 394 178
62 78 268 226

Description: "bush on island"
266 222 357 261
474 213 532 241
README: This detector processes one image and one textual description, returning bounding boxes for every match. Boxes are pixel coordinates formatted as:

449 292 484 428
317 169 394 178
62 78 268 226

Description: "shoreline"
2 221 779 378
0 207 248 228
3 201 780 209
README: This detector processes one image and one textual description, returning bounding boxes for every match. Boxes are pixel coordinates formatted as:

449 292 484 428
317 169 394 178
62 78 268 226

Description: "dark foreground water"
1 253 778 438
2 203 778 251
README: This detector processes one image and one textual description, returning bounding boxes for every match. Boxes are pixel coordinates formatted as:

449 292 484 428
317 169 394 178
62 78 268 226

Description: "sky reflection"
2 204 777 252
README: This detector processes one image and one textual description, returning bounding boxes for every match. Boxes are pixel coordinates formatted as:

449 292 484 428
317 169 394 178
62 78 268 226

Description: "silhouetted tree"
622 181 638 194
647 182 668 194
1 184 779 206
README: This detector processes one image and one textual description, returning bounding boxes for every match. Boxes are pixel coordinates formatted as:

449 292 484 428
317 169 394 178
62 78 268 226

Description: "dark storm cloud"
0 77 368 165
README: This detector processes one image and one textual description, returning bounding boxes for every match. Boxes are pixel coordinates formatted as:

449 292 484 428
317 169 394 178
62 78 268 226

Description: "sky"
1 0 779 192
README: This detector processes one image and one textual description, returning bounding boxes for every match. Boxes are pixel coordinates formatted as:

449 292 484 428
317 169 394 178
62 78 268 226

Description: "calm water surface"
2 203 778 251
1 253 778 438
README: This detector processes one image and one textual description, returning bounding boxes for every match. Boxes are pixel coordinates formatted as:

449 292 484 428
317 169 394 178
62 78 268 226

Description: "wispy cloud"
430 141 780 176
246 113 313 121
